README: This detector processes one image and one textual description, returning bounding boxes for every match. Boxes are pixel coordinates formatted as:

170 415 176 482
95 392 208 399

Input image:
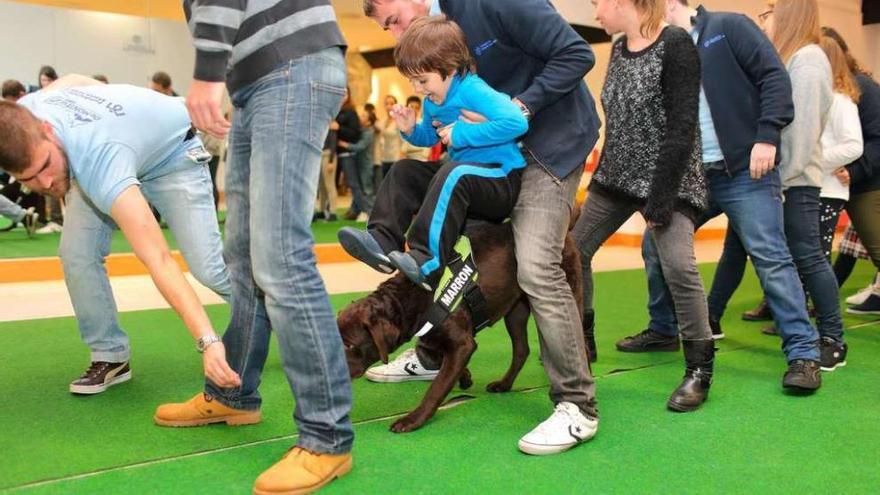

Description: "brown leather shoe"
253 447 352 495
154 393 261 427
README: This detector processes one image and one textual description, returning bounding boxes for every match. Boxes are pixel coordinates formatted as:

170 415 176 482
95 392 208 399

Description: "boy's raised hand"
389 104 417 134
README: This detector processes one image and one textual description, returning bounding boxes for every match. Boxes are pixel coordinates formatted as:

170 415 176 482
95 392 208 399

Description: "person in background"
37 65 58 89
378 94 403 180
338 104 379 221
0 195 38 237
35 65 63 234
821 27 880 315
315 129 340 222
149 71 178 97
2 80 27 101
755 34 864 337
400 95 430 161
336 87 363 220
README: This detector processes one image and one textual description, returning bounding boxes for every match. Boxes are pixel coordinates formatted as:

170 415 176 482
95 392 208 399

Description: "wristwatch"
196 335 222 353
513 98 532 120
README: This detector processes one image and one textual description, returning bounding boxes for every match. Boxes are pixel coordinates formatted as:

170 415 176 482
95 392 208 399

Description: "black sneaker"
710 318 725 340
69 361 131 395
615 329 680 353
818 337 847 371
782 359 821 391
846 293 880 315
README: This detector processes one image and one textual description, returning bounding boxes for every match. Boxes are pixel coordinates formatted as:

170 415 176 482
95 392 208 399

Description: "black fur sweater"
590 26 708 224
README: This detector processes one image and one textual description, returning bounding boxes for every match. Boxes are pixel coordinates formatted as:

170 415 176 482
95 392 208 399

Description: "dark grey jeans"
572 186 712 341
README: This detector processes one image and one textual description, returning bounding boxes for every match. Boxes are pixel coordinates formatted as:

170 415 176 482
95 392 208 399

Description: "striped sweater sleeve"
184 0 247 82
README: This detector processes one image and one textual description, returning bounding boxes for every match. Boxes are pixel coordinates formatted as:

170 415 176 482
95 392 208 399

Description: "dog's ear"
366 322 391 364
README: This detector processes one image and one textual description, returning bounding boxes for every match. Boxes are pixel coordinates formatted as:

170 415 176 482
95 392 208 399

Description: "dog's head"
337 298 405 378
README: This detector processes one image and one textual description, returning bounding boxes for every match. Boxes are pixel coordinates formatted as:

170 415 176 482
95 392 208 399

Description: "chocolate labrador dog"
338 221 583 433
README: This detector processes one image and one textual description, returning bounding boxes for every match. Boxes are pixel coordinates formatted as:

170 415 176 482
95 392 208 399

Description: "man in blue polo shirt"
362 0 601 456
0 75 236 395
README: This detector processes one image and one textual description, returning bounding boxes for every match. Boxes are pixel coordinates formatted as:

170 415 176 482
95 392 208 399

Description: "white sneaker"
356 212 369 222
364 348 439 383
35 221 63 234
518 401 598 455
846 273 880 306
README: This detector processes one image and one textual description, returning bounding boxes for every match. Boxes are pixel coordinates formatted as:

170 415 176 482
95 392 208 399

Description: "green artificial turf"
2 263 879 494
0 209 364 259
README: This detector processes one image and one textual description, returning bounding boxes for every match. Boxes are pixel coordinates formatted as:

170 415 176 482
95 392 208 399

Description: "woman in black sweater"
574 0 713 411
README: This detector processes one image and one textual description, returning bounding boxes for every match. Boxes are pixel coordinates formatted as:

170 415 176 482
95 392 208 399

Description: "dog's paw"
458 369 473 390
486 380 512 393
389 413 426 433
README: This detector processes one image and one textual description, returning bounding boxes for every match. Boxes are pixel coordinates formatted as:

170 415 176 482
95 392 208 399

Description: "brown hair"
632 0 666 38
151 71 172 89
363 0 380 17
0 101 44 174
1 80 26 99
821 26 872 77
394 15 474 80
818 35 861 103
768 0 821 64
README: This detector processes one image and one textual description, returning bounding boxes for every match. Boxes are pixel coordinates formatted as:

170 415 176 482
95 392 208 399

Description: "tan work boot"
154 393 261 427
253 447 352 495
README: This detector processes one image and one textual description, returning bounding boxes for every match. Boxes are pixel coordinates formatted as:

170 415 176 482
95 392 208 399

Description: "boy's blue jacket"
403 73 528 172
440 0 601 180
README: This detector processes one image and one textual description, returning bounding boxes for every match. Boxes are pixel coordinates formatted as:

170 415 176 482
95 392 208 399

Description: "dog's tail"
568 203 582 232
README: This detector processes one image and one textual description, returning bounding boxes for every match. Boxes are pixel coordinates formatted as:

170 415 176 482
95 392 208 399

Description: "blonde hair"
632 0 665 38
819 35 861 103
768 0 821 64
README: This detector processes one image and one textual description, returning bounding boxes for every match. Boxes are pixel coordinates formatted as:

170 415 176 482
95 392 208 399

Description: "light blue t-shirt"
19 84 194 213
691 30 724 164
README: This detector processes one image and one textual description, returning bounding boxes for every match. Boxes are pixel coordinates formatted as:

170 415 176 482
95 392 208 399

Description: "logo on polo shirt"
474 39 497 56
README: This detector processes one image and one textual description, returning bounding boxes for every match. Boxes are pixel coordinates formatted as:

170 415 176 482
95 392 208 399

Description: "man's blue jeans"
643 168 819 362
205 49 354 455
60 140 230 363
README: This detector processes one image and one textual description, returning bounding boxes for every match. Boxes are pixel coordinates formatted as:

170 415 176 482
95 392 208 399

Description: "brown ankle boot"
154 393 260 427
253 446 352 495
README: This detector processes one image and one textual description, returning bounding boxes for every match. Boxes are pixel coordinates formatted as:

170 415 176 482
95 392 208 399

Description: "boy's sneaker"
846 273 880 305
782 359 821 391
22 207 39 237
337 227 395 274
818 337 847 372
364 348 439 383
846 293 880 315
388 251 432 291
518 402 598 456
69 361 131 395
615 328 680 352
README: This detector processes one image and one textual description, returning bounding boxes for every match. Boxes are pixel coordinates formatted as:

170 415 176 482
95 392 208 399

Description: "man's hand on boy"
390 104 417 134
437 123 455 147
458 109 487 124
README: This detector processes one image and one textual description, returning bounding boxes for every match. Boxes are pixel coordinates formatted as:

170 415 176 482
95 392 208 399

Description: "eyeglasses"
758 10 773 23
